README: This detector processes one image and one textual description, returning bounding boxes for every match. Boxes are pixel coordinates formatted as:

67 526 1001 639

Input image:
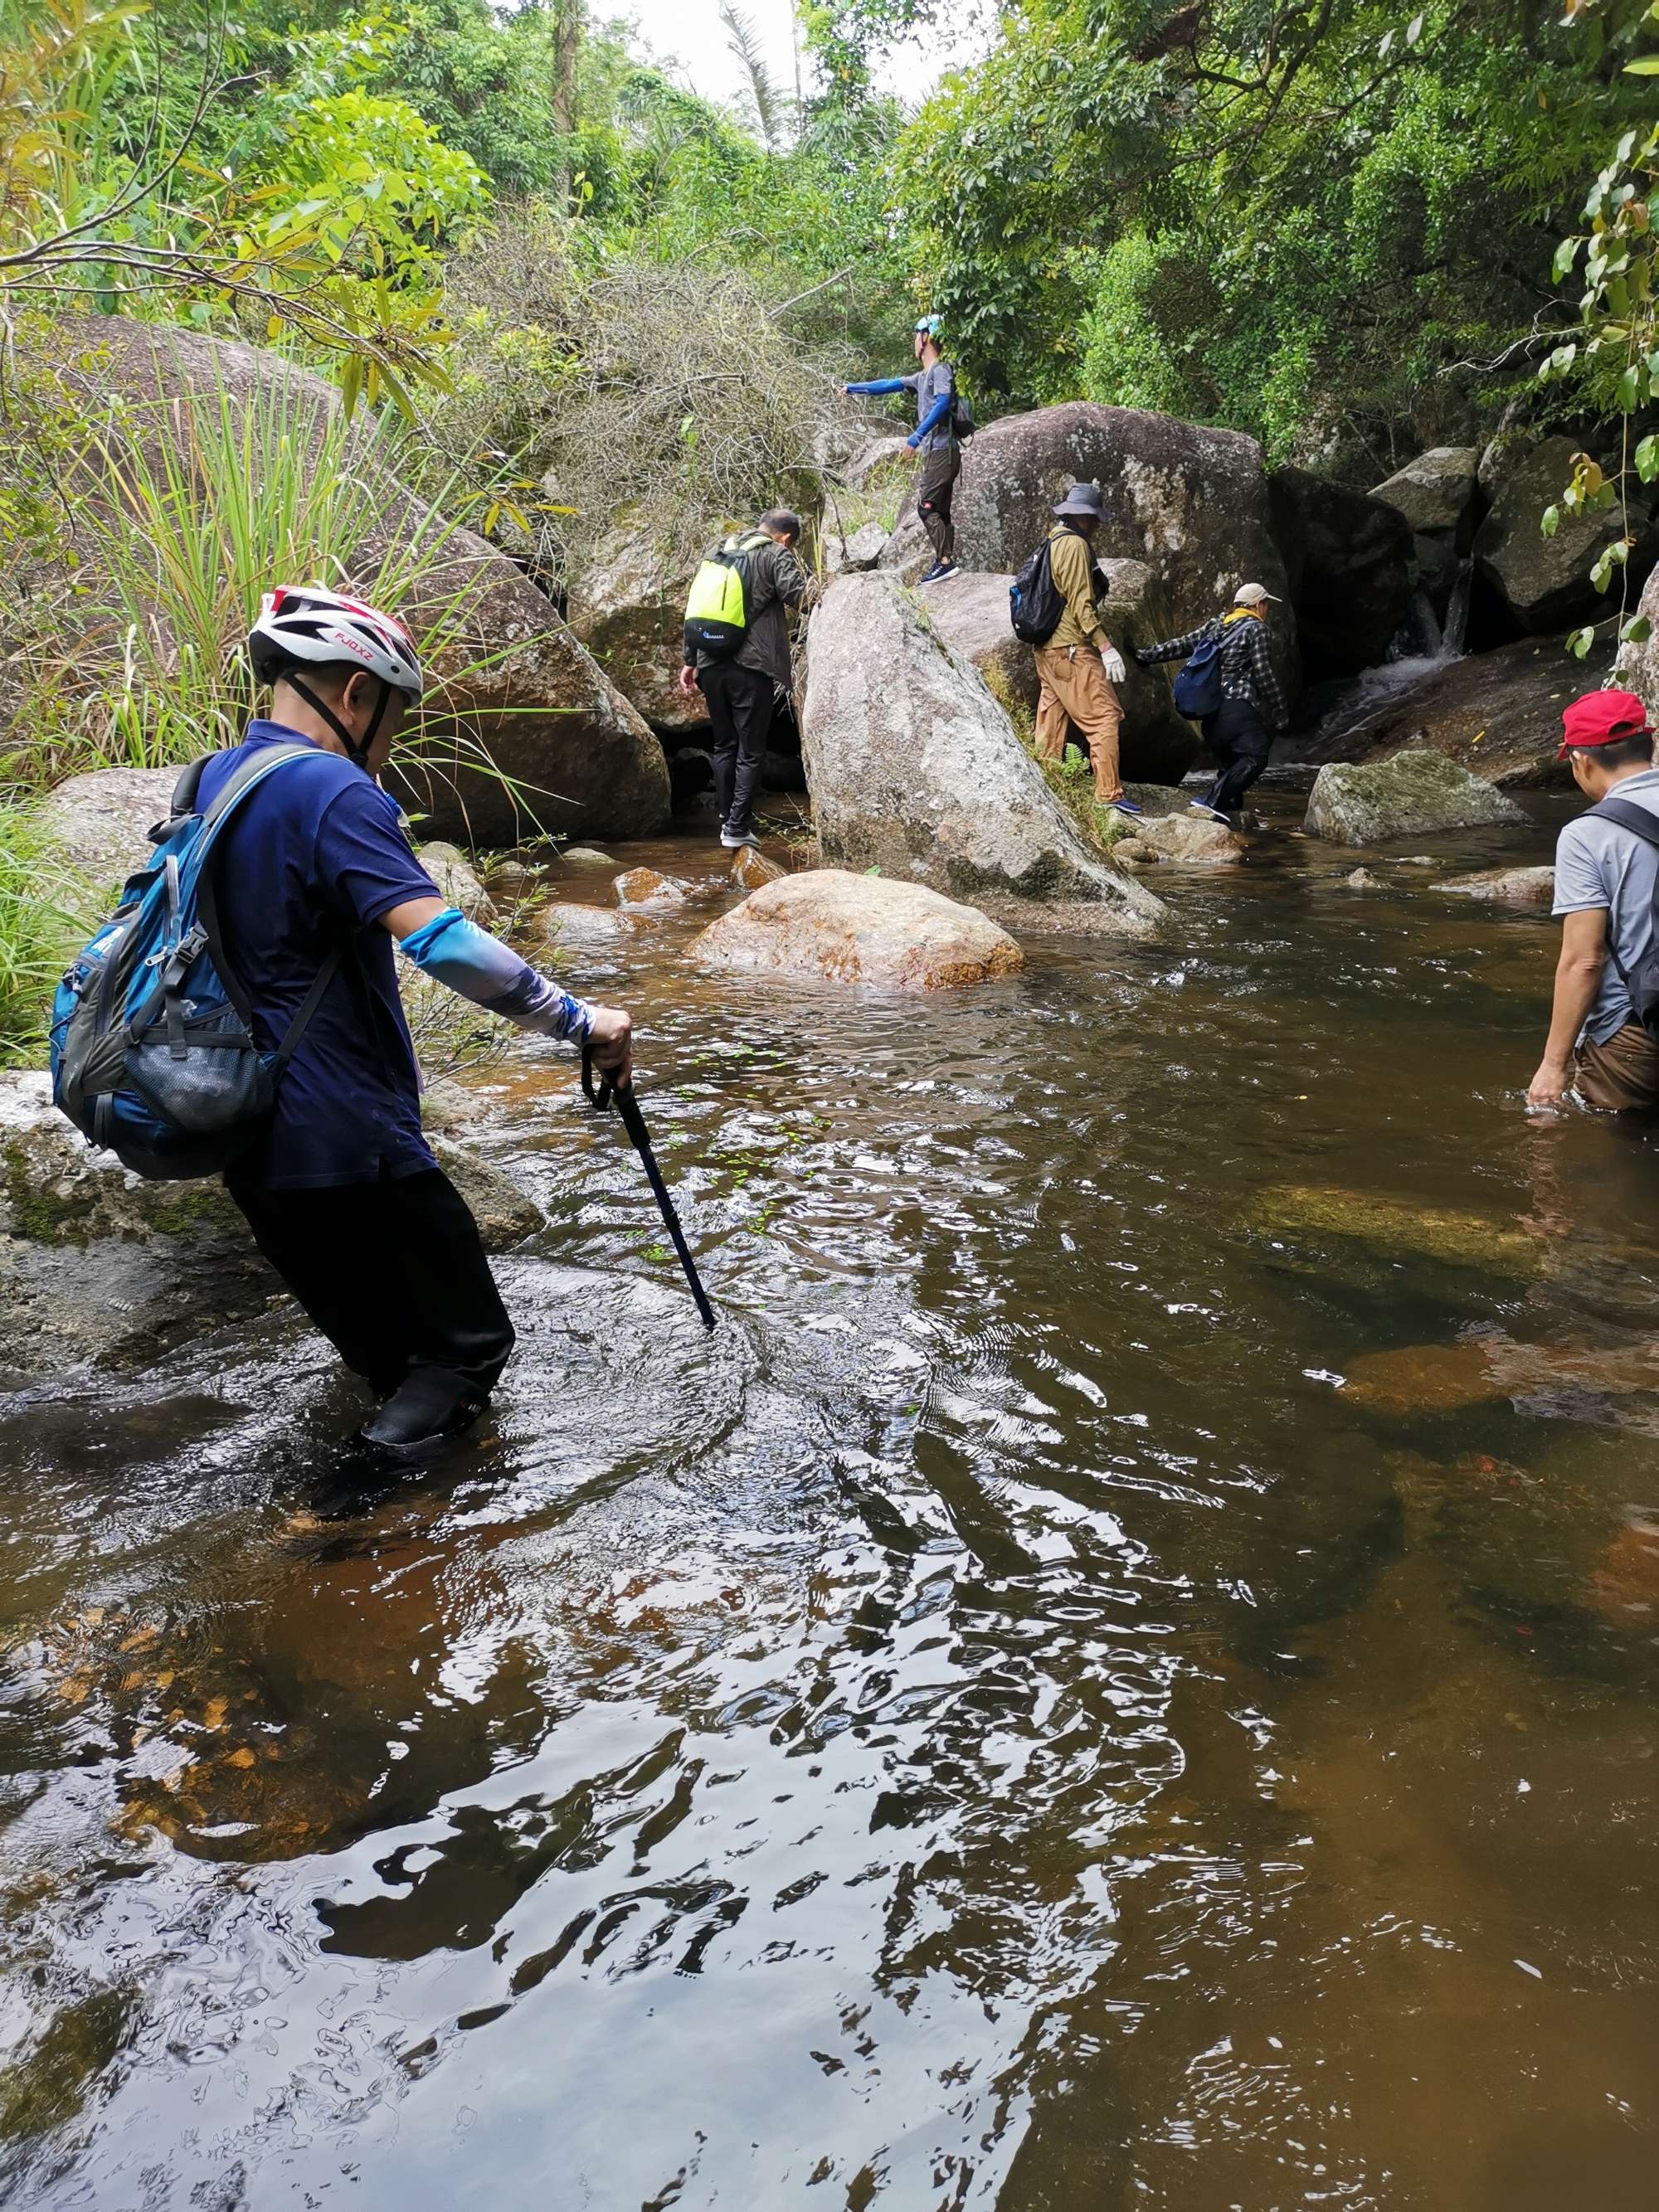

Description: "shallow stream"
2 798 1658 2209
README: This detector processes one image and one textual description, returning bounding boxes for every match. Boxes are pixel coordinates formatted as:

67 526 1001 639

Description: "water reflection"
1 803 1657 2207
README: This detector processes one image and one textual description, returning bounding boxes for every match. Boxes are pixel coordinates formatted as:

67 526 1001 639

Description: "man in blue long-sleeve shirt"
845 316 960 583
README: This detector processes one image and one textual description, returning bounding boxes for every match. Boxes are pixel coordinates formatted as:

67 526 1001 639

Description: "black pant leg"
917 450 959 562
1208 701 1270 813
228 1179 407 1393
724 666 774 838
372 1170 516 1394
699 662 739 828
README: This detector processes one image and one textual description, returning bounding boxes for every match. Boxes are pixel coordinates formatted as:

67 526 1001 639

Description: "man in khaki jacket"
1031 483 1136 814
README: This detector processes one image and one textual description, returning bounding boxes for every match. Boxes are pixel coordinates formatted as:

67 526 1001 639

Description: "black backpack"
1009 539 1065 645
951 390 976 441
1588 795 1659 1031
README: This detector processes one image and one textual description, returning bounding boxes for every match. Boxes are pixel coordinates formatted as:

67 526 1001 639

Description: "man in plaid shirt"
1134 582 1290 823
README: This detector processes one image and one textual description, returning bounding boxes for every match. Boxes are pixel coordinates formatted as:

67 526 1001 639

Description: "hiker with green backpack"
844 315 971 585
679 508 811 853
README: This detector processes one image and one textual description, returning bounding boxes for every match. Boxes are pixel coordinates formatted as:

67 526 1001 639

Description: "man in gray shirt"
844 316 961 585
1529 686 1659 1111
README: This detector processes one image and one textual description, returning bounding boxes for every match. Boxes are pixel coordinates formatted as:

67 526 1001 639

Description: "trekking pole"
582 1046 716 1331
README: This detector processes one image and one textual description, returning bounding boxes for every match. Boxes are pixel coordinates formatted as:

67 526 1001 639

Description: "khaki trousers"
1034 645 1125 803
1576 1022 1659 1111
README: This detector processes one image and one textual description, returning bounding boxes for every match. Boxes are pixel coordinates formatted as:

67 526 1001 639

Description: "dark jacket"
687 533 811 689
1135 611 1289 728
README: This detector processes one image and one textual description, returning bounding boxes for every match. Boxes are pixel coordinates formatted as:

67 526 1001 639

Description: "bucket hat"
1053 482 1105 521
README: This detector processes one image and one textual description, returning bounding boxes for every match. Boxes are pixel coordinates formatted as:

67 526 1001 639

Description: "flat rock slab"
1436 864 1555 905
1305 750 1526 845
692 868 1022 990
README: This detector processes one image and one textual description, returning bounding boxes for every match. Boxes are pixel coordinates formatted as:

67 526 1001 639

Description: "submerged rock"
1304 751 1526 845
613 867 687 907
731 846 786 890
1435 863 1555 906
559 845 619 871
0 1073 542 1378
692 869 1023 989
1247 1183 1541 1277
1117 814 1244 867
802 571 1165 934
533 901 647 950
1343 867 1383 889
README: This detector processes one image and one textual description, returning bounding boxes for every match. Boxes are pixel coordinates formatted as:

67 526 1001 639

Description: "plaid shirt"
1135 614 1289 728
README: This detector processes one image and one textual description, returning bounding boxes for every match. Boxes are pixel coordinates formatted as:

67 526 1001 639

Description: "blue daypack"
51 745 343 1180
1173 633 1224 720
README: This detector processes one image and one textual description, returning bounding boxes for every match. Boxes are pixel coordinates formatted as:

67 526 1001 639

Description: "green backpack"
683 530 770 661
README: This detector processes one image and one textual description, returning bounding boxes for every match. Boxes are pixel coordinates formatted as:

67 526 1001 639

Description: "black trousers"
699 659 775 838
1200 698 1271 814
917 447 959 564
228 1166 515 1399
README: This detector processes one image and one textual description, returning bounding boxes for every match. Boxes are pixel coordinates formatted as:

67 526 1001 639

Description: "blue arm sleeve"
399 908 595 1044
908 391 954 445
845 377 908 396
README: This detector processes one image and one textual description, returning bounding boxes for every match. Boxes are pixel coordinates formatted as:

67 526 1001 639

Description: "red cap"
1558 687 1653 761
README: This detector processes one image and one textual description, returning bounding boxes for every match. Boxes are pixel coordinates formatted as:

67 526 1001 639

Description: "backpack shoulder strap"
198 741 329 834
1588 795 1659 850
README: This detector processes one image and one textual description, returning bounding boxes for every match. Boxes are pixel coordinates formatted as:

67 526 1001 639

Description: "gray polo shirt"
902 360 957 455
1552 765 1659 1043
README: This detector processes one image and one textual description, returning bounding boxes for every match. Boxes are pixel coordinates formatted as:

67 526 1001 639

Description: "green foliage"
0 809 87 1066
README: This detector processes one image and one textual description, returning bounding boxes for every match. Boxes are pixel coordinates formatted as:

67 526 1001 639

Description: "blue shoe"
1107 798 1142 816
919 560 958 584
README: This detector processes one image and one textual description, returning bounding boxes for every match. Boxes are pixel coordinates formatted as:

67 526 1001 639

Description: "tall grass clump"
0 810 89 1066
2 363 547 816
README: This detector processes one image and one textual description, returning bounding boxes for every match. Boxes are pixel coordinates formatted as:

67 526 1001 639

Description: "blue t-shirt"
198 722 440 1190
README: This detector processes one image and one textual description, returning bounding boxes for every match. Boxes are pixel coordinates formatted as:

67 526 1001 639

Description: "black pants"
1200 698 1271 814
698 659 775 839
917 447 959 564
228 1166 515 1399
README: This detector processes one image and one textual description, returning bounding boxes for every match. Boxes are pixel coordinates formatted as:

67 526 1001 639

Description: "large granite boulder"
1268 466 1414 678
877 401 1297 704
1370 446 1482 539
0 1071 540 1379
1474 433 1656 635
922 564 1198 783
692 870 1022 990
60 318 670 849
35 766 176 907
1304 751 1527 845
1616 557 1659 716
566 523 703 735
802 571 1165 934
1297 630 1615 787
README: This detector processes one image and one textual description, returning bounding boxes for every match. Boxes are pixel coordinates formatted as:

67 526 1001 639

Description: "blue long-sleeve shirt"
845 361 959 455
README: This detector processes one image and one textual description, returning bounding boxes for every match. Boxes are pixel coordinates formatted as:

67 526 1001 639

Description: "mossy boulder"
1304 749 1527 845
1245 1184 1542 1279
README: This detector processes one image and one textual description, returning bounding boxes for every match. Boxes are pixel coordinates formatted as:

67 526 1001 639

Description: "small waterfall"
1441 558 1473 659
1388 590 1443 663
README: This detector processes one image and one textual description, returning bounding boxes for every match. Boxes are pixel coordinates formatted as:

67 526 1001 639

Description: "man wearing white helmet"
203 585 634 1458
844 315 961 584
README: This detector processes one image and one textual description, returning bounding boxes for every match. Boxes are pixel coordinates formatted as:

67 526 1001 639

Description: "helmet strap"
283 671 385 769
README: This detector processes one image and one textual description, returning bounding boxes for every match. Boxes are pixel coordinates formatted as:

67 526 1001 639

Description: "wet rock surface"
1305 749 1528 845
1436 863 1556 905
1474 434 1656 635
803 571 1165 931
1269 465 1415 679
613 867 688 907
692 868 1024 989
1115 813 1245 867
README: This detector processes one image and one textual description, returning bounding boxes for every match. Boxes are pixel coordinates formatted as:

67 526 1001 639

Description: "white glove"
1100 645 1127 685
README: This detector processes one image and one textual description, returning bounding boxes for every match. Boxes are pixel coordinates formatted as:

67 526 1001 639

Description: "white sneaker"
720 827 755 850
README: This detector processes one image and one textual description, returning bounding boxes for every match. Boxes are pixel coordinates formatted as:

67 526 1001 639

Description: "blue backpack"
51 746 344 1180
1173 632 1224 720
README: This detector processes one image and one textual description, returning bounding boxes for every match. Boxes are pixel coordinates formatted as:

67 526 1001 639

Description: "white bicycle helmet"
249 585 424 699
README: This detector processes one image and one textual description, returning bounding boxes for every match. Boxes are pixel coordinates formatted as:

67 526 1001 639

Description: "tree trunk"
551 0 580 209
